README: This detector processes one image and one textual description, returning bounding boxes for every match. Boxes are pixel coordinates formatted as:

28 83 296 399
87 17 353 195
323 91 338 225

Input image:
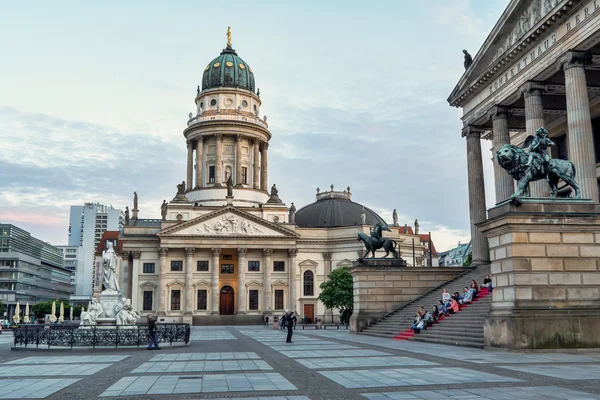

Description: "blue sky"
0 1 509 251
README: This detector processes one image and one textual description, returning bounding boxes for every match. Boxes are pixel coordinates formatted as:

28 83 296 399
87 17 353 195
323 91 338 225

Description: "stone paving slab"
285 349 391 358
3 355 129 364
0 363 112 376
362 386 600 399
100 373 297 396
192 397 310 400
499 364 600 380
319 367 520 388
132 360 273 373
269 344 358 351
0 378 80 398
149 352 260 361
296 356 438 370
190 330 237 340
466 353 600 364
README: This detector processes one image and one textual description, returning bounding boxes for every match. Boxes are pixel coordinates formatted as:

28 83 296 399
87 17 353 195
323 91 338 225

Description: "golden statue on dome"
226 26 232 47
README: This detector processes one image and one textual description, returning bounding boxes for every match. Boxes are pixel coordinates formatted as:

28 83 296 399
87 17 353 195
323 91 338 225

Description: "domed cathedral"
120 29 431 325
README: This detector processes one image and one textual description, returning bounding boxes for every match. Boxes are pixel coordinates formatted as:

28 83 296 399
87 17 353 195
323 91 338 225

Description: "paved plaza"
0 327 600 399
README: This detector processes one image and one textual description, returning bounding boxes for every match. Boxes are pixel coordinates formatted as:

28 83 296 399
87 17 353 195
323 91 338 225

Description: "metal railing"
12 323 190 349
187 113 268 128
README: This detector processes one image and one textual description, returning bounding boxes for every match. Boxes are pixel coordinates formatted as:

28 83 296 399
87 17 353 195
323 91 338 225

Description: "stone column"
260 142 269 191
463 126 489 265
158 248 168 314
253 139 260 189
214 133 223 187
211 248 221 314
237 248 247 314
561 52 599 203
263 248 272 313
235 135 243 186
323 252 333 322
187 141 194 191
489 107 514 203
520 82 548 197
288 249 297 313
195 138 203 189
130 252 140 310
119 252 129 298
185 247 195 314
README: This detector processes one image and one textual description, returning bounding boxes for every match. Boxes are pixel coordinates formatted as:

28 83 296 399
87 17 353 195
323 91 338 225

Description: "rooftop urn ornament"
392 209 398 226
360 207 366 225
125 206 130 225
357 222 400 258
257 88 260 97
197 85 200 95
289 202 296 225
463 50 473 69
161 200 167 221
496 126 581 205
316 187 320 194
226 26 232 47
226 174 234 197
414 219 419 235
188 112 193 119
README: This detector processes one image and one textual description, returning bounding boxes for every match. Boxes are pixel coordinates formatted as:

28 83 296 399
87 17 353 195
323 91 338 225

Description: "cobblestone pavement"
0 327 599 399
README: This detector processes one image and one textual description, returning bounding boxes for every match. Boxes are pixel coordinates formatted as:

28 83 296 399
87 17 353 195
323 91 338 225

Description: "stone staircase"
359 266 491 348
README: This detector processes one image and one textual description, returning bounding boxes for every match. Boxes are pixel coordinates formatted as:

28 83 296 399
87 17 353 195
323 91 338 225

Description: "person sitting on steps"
460 287 473 305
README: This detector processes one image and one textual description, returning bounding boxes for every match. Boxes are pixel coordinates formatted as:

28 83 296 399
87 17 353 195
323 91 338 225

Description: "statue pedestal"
96 317 117 326
99 292 121 319
479 199 600 349
226 196 233 206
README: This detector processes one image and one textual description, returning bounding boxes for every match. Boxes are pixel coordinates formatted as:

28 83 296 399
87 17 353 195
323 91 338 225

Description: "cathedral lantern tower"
183 27 271 207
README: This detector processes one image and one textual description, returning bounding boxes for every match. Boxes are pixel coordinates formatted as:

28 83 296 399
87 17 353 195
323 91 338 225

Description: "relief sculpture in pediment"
196 215 264 235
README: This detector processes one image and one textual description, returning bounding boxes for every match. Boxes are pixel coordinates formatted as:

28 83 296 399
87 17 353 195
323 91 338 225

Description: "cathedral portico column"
158 248 168 314
520 82 548 197
237 248 247 314
489 107 514 203
462 126 489 265
561 52 599 203
288 249 297 313
253 139 260 189
185 247 195 314
215 133 223 187
260 142 269 191
195 138 203 189
263 248 272 313
186 141 194 191
130 252 140 310
211 248 221 314
235 135 243 186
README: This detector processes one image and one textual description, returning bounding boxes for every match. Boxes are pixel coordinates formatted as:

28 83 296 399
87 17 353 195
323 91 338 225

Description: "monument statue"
102 241 120 293
115 296 141 325
226 26 232 47
392 209 398 226
271 184 278 197
463 50 473 69
497 126 581 205
357 222 399 258
177 181 186 194
125 206 130 225
360 207 366 224
133 192 138 210
414 219 420 235
161 200 167 221
226 175 233 197
289 202 296 224
80 299 103 326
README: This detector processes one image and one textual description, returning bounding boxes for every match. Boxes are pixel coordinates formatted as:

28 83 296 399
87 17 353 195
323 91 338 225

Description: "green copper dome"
201 47 256 92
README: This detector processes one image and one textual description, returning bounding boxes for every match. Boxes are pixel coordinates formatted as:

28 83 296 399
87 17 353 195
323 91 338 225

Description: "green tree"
318 266 354 324
463 252 473 267
31 300 73 319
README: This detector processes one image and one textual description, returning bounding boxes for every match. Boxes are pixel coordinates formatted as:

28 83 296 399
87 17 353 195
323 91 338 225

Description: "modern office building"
67 203 124 296
0 224 72 321
56 245 85 294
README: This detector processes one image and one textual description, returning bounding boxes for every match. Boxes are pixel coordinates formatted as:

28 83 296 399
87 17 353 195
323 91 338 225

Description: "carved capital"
211 248 221 256
560 51 592 70
237 248 247 257
263 248 273 257
235 134 243 143
260 141 269 151
131 251 141 260
159 248 169 257
215 133 223 141
487 106 509 121
288 248 298 257
121 251 130 260
185 247 195 257
322 252 332 261
187 141 194 149
461 125 484 139
519 81 547 98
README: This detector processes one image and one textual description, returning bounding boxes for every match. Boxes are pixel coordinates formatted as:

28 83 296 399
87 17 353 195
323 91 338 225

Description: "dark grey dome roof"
295 197 386 228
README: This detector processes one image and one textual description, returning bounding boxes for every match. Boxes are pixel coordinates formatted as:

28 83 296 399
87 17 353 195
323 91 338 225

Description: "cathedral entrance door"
219 286 235 315
303 304 314 324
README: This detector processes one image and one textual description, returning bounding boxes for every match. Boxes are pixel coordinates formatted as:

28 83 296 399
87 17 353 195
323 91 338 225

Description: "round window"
242 100 248 108
224 98 233 106
225 61 233 67
210 99 217 107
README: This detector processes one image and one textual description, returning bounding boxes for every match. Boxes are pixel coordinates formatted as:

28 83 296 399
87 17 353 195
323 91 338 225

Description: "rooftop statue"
463 50 473 69
414 219 419 235
226 175 233 197
133 192 138 210
357 222 399 258
360 207 366 224
177 181 186 194
392 209 398 226
497 127 581 205
125 206 130 225
289 202 296 225
271 184 278 197
161 200 167 221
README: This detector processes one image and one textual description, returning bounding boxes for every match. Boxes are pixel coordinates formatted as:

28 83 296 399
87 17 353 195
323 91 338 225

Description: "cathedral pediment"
158 206 299 238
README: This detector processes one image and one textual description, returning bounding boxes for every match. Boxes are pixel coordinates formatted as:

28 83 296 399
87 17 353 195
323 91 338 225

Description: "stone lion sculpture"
496 144 581 204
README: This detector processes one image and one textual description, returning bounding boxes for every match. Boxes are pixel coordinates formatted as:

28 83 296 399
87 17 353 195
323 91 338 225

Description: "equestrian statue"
496 127 581 205
357 222 400 258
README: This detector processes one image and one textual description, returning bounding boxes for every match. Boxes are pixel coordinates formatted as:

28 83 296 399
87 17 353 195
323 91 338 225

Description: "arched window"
303 270 314 296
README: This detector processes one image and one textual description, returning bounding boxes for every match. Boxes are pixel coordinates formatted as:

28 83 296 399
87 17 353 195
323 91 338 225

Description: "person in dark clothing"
280 314 286 330
292 314 297 329
147 313 160 350
265 316 269 327
285 309 294 343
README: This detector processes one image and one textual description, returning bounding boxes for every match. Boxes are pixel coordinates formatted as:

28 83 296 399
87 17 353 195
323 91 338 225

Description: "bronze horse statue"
357 232 399 258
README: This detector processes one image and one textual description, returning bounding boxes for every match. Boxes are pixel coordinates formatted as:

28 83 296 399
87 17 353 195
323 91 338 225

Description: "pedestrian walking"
265 316 269 327
280 313 286 330
147 313 160 350
285 309 294 343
